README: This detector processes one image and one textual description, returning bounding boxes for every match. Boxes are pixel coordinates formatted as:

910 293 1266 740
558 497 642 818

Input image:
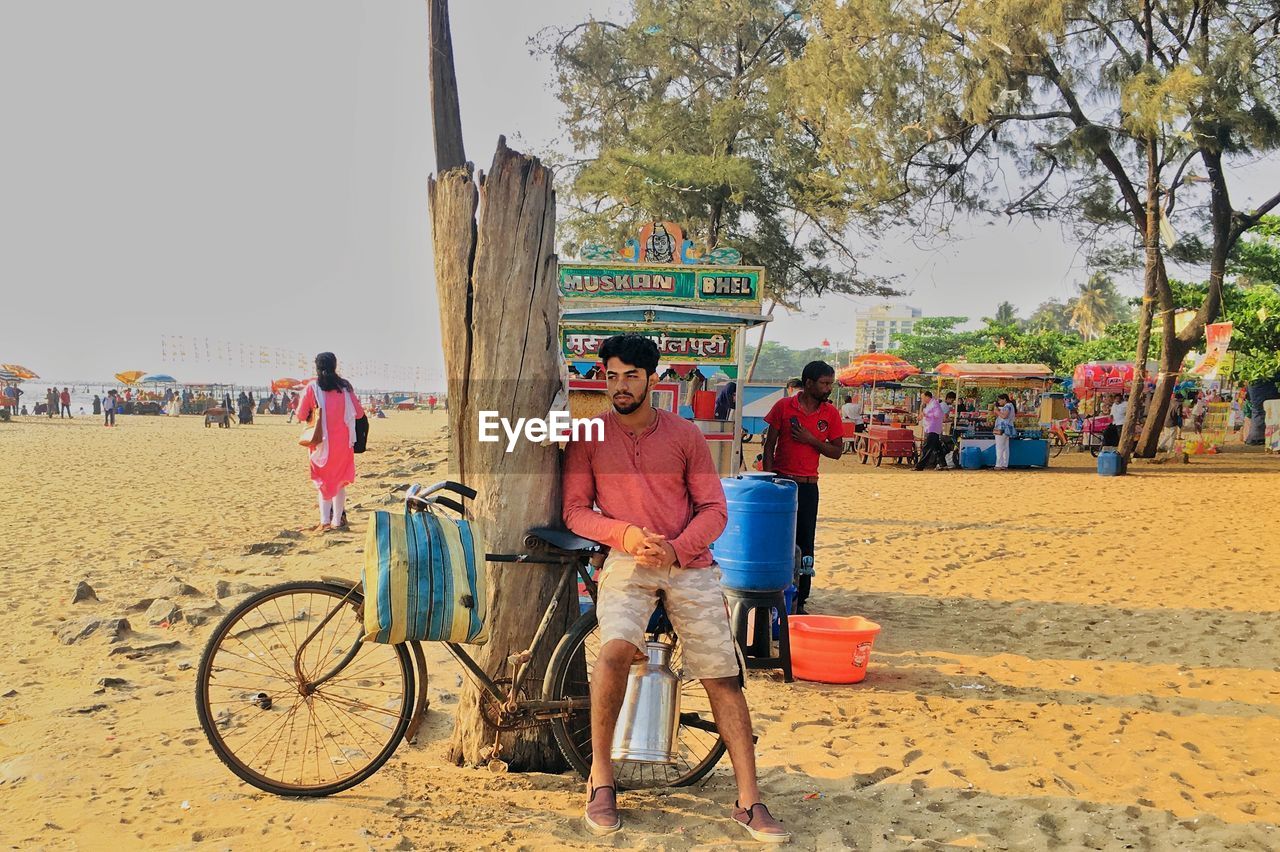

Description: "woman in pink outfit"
295 352 365 531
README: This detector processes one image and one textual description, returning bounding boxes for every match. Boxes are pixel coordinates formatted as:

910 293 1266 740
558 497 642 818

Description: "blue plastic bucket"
960 445 984 470
1097 450 1126 476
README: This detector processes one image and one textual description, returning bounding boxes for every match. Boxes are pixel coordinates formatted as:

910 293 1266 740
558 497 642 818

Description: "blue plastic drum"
713 473 798 591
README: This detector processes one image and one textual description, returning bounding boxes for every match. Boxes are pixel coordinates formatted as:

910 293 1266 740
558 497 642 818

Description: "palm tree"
1069 273 1120 340
994 301 1019 325
1028 300 1072 334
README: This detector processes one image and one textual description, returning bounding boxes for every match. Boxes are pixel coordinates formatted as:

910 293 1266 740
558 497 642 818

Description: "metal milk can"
610 641 681 764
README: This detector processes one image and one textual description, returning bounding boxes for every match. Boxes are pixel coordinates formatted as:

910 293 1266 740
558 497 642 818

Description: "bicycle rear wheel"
543 610 727 789
195 580 414 796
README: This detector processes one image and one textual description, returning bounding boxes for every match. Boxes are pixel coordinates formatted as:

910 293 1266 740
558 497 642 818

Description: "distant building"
853 304 923 353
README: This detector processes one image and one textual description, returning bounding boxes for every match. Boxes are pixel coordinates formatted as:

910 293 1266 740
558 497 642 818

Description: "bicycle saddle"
527 527 604 553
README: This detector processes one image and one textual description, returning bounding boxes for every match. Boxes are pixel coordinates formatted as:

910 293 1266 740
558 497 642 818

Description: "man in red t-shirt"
762 361 843 614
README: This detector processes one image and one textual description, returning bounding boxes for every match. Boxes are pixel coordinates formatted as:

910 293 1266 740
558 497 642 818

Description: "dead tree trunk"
429 139 570 770
427 0 466 172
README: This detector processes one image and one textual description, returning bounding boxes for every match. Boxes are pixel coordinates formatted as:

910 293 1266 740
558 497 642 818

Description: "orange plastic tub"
789 615 882 684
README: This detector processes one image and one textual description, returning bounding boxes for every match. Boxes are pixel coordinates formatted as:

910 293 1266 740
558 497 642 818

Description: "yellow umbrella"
1 364 39 380
114 370 147 385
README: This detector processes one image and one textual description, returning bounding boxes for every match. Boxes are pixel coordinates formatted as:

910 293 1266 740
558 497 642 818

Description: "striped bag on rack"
362 509 489 645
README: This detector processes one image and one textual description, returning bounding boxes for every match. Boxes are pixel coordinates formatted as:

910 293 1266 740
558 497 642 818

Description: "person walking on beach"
563 334 790 843
59 387 72 418
1159 392 1184 452
295 352 365 532
763 360 843 616
46 387 57 418
103 390 117 427
915 390 947 471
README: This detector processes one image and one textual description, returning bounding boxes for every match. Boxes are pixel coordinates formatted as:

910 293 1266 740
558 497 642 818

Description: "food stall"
837 354 924 465
559 221 770 475
935 363 1057 468
1068 361 1155 451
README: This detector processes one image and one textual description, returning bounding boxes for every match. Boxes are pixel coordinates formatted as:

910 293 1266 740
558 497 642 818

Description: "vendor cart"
851 423 919 467
559 221 770 475
934 363 1058 469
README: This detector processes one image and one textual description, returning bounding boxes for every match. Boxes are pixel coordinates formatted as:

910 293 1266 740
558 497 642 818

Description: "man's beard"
612 395 643 415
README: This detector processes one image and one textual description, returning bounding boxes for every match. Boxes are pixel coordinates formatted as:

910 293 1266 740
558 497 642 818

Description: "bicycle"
1048 417 1104 457
195 480 727 797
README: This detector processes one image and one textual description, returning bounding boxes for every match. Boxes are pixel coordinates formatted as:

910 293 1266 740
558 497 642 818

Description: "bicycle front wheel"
543 610 727 790
195 580 414 797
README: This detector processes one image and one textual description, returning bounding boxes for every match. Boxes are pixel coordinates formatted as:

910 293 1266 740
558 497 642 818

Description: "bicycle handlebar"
406 481 475 516
411 480 477 500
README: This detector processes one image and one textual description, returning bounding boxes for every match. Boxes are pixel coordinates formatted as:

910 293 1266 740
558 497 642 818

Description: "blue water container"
1097 450 1126 476
713 473 798 591
960 445 984 470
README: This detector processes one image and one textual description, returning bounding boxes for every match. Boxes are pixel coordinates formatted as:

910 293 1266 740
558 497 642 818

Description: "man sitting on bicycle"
563 334 791 844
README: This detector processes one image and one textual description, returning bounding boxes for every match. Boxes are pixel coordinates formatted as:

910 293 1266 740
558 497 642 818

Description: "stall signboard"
1188 322 1234 379
562 324 736 365
559 263 762 309
559 220 763 311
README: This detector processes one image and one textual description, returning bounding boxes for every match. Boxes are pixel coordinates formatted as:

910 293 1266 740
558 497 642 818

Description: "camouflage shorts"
596 553 741 681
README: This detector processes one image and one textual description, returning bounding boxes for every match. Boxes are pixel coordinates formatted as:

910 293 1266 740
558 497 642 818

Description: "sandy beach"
1 410 1278 850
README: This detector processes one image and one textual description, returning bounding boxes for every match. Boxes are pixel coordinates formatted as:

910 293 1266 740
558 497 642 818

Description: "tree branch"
1041 54 1147 233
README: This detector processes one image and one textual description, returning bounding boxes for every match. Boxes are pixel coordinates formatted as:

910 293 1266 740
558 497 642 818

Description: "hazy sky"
3 1 1276 386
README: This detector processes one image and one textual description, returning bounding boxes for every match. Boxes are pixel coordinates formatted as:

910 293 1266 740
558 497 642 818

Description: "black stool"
724 587 793 683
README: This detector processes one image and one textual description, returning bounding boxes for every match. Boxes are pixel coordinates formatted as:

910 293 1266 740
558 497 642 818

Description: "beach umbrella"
837 353 921 386
140 373 177 384
0 367 20 383
114 371 147 385
837 353 921 413
271 377 304 393
1 364 39 380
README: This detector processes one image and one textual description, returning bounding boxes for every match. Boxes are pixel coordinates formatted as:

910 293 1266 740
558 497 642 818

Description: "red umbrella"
837 353 921 416
271 377 305 393
837 353 920 386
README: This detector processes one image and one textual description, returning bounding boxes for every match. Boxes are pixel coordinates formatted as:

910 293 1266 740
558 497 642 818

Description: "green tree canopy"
740 341 838 382
538 0 900 310
791 0 1280 451
1027 299 1073 334
1069 272 1128 340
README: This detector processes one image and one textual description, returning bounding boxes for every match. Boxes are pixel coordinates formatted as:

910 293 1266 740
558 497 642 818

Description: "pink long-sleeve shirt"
563 409 727 568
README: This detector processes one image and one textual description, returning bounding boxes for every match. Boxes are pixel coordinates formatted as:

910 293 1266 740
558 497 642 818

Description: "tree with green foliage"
993 301 1020 326
1161 219 1280 383
791 0 1280 456
538 0 899 326
740 342 837 383
1069 272 1127 340
1225 216 1280 382
1027 299 1074 334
